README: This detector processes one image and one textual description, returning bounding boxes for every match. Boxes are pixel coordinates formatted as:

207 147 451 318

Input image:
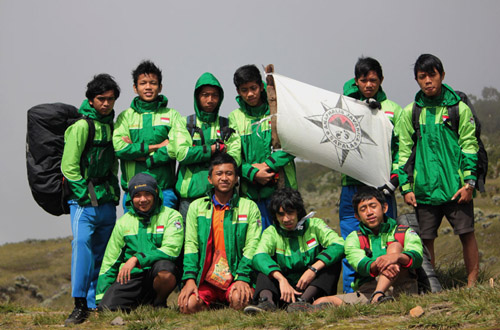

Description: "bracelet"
308 266 318 274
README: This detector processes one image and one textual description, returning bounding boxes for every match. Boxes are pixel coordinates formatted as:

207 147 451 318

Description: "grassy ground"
1 283 500 329
1 163 500 329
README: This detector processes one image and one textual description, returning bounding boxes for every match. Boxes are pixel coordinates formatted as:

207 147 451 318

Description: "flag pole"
265 64 285 188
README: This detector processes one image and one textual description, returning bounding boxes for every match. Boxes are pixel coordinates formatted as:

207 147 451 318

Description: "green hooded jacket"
228 92 297 201
398 84 478 204
252 217 344 285
95 190 184 303
182 191 262 285
345 217 423 290
61 100 120 206
113 95 183 192
342 78 403 186
174 73 241 199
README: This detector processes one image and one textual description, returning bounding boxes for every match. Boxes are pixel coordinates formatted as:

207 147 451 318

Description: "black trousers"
98 259 178 311
253 261 341 304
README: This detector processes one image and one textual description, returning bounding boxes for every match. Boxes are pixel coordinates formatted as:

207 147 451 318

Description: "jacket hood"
236 81 269 117
78 99 115 124
414 83 460 108
131 94 169 113
343 78 387 102
194 72 224 123
358 216 397 236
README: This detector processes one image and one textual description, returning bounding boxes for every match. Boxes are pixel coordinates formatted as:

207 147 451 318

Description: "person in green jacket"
174 72 241 221
229 64 297 230
113 60 183 211
96 173 183 311
314 187 423 306
339 57 403 293
61 73 121 325
398 54 479 287
244 188 344 313
177 153 262 313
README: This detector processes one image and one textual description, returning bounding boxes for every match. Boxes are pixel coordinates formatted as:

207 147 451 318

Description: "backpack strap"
357 231 372 258
402 103 422 184
186 114 206 145
81 117 100 207
446 103 460 134
218 116 235 142
392 225 409 247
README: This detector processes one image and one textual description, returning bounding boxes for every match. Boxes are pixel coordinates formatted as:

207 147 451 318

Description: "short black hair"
414 54 444 79
233 64 263 89
352 186 386 216
268 187 307 224
132 60 162 86
85 73 120 100
354 57 383 80
208 153 238 176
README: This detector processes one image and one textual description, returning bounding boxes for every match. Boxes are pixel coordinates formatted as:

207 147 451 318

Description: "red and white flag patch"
306 238 317 248
156 225 164 233
161 117 170 124
238 215 248 222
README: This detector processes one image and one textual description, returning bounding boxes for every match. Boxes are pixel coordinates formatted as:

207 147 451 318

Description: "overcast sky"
1 0 499 244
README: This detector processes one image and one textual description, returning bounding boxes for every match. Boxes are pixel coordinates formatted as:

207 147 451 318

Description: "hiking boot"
243 298 277 314
65 297 88 326
64 306 89 326
286 300 315 313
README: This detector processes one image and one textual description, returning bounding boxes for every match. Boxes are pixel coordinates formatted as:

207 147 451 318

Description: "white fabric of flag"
273 73 393 187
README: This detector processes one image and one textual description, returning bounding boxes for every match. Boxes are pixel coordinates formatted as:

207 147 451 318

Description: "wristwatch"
465 179 476 191
308 266 318 274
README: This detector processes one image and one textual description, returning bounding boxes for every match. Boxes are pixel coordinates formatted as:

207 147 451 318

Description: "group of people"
60 54 480 325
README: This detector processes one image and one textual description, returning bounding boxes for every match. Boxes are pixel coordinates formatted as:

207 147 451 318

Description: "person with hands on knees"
314 187 423 307
177 153 261 314
96 173 183 311
244 188 344 313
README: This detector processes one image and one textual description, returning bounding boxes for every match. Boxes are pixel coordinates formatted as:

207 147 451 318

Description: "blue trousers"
256 198 272 231
69 201 116 308
122 188 178 213
339 185 397 293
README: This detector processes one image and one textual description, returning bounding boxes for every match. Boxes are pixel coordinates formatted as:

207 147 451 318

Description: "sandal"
369 291 394 304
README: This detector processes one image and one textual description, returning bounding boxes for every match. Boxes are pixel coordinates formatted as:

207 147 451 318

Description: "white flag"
273 73 393 188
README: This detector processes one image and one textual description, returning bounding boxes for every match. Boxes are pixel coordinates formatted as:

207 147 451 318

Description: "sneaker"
243 298 277 314
286 300 315 313
64 306 89 326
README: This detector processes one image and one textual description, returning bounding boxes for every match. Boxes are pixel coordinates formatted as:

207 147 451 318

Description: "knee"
153 271 176 288
182 295 206 314
387 242 403 254
229 291 249 310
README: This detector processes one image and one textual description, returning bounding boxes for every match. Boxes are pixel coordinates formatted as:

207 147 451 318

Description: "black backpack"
26 103 95 216
407 91 488 192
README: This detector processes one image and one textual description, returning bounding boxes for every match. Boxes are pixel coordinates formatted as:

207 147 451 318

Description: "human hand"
296 268 316 291
374 253 399 272
380 263 400 280
177 279 198 313
122 136 132 144
404 192 417 207
452 185 473 204
278 278 301 303
229 281 253 306
117 257 138 284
